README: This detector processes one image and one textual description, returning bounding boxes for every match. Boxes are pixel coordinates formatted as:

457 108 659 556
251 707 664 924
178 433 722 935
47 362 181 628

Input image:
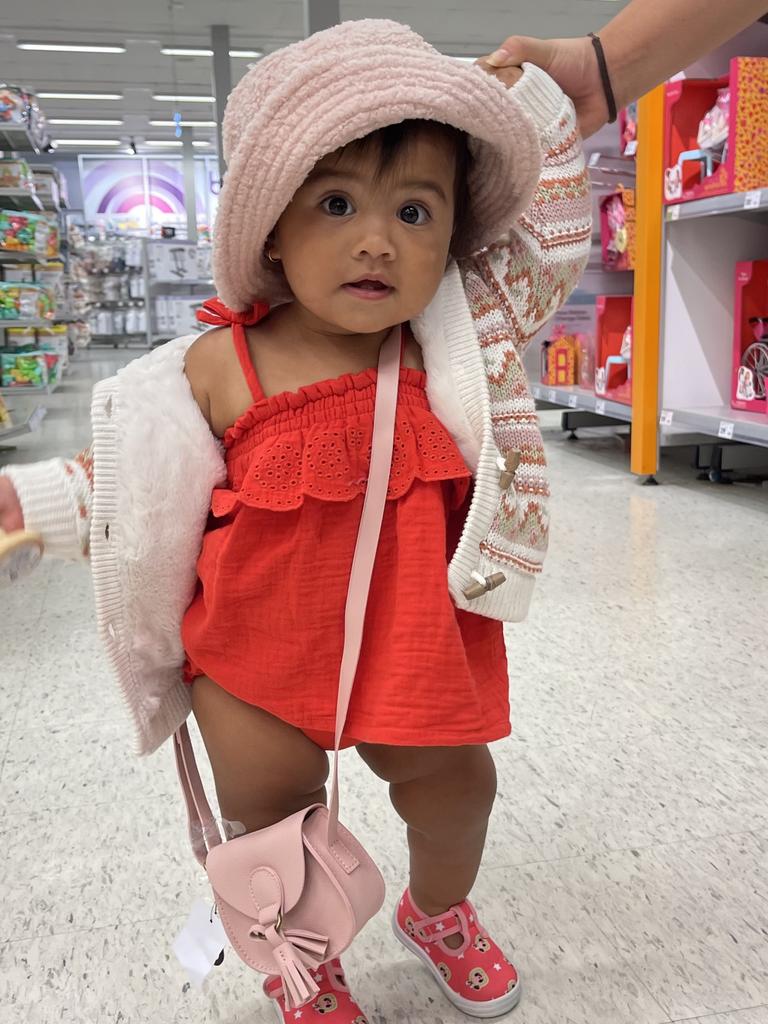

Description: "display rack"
531 20 768 480
655 24 768 474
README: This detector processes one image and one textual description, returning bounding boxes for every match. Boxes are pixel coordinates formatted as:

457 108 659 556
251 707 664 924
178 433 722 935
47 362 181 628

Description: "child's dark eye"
321 195 353 216
399 204 430 225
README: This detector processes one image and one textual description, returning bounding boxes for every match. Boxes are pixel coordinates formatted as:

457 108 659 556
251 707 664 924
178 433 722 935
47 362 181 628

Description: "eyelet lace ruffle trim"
212 401 472 514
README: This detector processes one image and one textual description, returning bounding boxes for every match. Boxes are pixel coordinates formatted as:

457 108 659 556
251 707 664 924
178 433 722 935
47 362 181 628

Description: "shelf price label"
659 410 674 427
28 407 46 431
624 141 638 157
568 394 579 409
743 190 762 210
595 399 606 416
532 386 541 400
548 389 557 403
718 420 735 440
668 205 681 221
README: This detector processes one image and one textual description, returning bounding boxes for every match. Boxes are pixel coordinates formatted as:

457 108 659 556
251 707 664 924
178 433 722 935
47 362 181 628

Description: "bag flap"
206 805 318 917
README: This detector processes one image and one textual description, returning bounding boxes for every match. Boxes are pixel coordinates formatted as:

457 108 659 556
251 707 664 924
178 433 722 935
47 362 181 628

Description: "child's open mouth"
342 280 394 300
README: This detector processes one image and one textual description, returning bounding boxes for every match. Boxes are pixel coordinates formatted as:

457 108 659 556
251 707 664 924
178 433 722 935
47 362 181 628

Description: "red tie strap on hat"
196 296 270 328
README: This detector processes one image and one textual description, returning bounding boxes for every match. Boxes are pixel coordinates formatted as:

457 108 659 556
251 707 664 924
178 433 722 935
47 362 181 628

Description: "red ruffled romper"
182 301 510 749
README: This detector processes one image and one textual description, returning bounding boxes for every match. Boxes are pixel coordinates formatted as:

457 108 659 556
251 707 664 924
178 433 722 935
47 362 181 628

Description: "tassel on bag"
249 904 330 1011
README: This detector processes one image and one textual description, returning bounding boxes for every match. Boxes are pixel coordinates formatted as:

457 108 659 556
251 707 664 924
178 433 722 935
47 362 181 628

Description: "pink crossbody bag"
173 325 403 1009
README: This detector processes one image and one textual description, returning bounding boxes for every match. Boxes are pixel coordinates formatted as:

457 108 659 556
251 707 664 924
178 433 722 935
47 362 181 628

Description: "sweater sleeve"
460 63 592 352
0 446 93 560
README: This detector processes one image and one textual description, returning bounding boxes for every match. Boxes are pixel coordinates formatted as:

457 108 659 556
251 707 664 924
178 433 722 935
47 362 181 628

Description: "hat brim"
213 48 542 310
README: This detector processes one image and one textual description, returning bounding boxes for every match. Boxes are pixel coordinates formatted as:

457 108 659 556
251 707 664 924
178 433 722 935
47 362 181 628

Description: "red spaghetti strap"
231 322 266 404
196 297 270 404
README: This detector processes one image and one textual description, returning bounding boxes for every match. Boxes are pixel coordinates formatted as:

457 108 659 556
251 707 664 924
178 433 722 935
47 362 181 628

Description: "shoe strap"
412 907 464 943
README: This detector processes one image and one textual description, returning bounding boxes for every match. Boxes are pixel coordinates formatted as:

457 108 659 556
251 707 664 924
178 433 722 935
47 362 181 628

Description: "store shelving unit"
654 24 768 474
0 404 46 445
0 188 44 213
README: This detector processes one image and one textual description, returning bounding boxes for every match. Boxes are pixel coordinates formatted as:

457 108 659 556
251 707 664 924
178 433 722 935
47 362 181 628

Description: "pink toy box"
663 57 768 205
732 260 768 415
594 295 633 406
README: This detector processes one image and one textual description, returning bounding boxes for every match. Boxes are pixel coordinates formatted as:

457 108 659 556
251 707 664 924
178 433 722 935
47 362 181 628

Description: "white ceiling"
0 0 630 150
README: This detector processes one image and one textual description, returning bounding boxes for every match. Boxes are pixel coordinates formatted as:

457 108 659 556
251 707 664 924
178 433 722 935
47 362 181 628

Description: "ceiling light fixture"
38 91 122 100
143 140 211 147
18 42 127 54
150 119 216 127
160 46 262 58
50 118 124 125
54 139 122 146
152 93 214 103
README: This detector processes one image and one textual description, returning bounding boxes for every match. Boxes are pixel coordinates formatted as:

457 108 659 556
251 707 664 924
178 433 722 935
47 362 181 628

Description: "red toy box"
594 295 633 406
732 260 768 415
663 57 768 205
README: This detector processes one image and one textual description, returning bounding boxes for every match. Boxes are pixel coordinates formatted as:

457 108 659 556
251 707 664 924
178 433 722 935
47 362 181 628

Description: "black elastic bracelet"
588 32 618 124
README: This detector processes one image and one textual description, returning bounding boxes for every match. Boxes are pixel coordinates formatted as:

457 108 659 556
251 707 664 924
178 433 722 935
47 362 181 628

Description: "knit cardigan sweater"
2 66 591 755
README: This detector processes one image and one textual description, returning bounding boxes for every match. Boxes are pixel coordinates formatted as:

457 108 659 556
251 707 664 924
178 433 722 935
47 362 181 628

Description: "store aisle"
0 376 767 1024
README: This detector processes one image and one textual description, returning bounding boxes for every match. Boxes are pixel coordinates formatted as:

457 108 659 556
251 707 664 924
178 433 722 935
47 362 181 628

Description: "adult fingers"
486 35 555 69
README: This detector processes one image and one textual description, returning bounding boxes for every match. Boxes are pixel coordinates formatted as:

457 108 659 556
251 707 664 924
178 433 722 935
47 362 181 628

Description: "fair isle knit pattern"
460 107 591 577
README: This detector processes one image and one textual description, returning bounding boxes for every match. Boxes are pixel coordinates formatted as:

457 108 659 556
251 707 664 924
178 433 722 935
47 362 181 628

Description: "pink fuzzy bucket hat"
213 18 542 311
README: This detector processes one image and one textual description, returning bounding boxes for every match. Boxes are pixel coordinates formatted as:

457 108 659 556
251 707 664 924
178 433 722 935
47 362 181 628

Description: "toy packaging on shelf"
594 295 633 405
36 324 70 372
1 350 53 389
663 57 768 204
30 165 68 210
0 159 35 192
0 83 52 151
732 260 768 414
147 241 211 282
0 281 55 322
600 186 636 272
153 295 206 337
0 394 11 426
0 209 50 258
539 304 596 389
619 103 638 158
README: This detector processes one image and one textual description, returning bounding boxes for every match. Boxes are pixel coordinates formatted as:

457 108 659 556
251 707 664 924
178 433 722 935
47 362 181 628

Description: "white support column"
181 127 198 244
211 24 232 185
304 0 340 36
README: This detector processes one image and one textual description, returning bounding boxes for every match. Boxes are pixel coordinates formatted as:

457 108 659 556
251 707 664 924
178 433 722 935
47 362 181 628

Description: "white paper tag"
548 389 557 403
588 151 600 168
596 399 606 416
624 140 638 157
659 410 674 427
668 205 681 221
743 190 762 210
718 420 735 440
568 394 579 409
173 898 229 989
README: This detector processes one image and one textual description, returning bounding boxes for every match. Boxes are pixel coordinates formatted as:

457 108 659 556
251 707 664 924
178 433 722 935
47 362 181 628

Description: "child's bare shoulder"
184 327 253 438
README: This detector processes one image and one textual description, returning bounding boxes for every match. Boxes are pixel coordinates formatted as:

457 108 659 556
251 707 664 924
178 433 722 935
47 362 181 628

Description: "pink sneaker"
393 888 521 1019
263 958 370 1023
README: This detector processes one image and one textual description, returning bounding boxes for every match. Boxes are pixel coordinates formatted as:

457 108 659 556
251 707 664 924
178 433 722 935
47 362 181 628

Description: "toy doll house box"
663 57 768 205
732 260 768 415
595 295 633 406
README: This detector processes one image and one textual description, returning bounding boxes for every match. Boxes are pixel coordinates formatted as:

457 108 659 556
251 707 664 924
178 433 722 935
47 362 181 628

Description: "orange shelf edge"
631 85 666 477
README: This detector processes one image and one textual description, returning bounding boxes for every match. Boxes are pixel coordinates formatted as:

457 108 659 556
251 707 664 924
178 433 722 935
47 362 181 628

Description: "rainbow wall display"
80 156 219 235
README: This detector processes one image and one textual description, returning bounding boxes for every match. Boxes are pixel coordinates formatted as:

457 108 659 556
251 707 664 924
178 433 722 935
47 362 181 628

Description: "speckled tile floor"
1 350 767 1024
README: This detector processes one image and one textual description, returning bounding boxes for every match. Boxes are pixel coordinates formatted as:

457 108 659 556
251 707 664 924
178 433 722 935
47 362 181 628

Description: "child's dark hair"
328 119 474 254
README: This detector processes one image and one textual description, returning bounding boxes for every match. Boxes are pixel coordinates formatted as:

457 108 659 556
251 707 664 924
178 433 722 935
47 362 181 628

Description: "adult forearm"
601 0 768 108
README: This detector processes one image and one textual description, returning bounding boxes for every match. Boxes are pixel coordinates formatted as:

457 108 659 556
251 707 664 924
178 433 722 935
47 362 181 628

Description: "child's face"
269 130 458 336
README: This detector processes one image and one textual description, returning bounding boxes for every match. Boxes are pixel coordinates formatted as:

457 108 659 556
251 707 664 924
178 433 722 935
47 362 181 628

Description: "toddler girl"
0 19 590 1022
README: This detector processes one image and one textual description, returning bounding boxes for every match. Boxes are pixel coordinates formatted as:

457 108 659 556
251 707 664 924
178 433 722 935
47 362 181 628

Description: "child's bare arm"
461 61 592 352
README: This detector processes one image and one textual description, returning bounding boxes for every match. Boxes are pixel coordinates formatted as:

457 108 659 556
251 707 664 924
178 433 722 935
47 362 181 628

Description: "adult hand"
485 36 609 137
0 475 24 533
474 54 523 90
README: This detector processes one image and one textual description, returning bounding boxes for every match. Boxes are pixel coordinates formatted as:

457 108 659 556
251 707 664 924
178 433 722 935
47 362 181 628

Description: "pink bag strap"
174 323 403 864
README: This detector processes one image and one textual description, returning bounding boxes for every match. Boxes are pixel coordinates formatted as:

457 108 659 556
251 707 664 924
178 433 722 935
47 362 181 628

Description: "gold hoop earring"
266 251 280 264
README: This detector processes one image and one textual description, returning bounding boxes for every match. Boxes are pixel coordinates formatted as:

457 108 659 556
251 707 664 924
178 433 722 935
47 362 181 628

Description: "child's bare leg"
357 743 496 924
191 675 330 833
